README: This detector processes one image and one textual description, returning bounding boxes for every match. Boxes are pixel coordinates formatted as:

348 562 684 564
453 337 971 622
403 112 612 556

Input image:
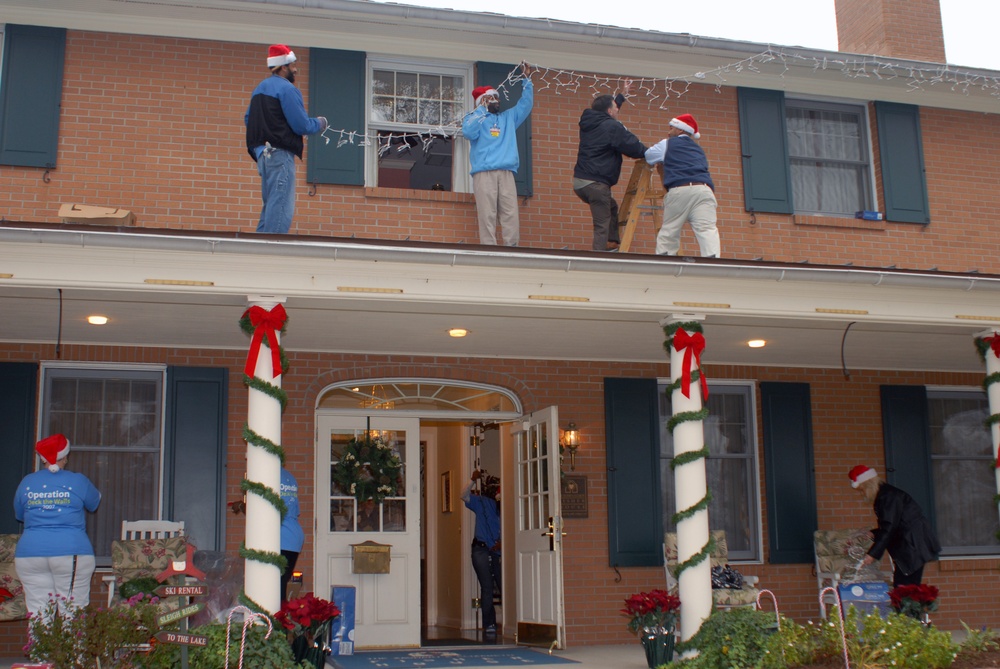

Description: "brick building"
1 0 999 655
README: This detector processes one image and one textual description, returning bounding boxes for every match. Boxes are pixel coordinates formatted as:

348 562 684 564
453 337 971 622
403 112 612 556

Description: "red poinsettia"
275 592 340 633
622 589 681 634
889 584 939 618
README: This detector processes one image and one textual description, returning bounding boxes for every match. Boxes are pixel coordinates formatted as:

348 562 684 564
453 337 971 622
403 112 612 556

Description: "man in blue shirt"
461 469 501 639
644 113 720 257
245 44 328 234
280 467 305 601
462 64 534 246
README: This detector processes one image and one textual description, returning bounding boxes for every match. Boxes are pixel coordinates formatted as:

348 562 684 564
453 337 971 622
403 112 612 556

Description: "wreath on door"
331 435 404 503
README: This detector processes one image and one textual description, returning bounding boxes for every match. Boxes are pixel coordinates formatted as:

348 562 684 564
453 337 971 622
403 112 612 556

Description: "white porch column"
661 315 712 644
975 330 1000 524
243 296 287 614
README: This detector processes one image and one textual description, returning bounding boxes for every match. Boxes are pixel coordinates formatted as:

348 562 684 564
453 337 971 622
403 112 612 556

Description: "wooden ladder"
618 159 664 252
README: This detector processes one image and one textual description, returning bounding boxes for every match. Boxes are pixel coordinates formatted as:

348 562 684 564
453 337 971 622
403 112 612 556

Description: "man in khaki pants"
644 113 720 257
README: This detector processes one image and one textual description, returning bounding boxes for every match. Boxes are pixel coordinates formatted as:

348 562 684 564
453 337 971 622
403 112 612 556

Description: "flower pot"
291 634 329 669
640 630 675 669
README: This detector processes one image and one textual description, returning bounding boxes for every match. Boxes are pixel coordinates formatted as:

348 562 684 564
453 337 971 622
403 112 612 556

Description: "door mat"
328 646 579 668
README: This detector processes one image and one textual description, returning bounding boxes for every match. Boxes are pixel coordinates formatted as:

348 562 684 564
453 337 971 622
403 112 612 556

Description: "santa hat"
472 85 499 107
36 434 70 472
848 464 877 488
266 44 297 69
669 113 701 139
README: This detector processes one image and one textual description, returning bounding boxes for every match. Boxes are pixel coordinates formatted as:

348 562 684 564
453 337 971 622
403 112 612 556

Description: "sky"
386 0 1000 72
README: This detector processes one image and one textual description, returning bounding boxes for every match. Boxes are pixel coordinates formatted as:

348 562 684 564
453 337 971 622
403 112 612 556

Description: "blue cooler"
330 585 356 656
837 582 892 619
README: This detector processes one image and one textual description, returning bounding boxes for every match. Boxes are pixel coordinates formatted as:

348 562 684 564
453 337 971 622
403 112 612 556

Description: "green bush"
670 607 787 669
140 620 311 668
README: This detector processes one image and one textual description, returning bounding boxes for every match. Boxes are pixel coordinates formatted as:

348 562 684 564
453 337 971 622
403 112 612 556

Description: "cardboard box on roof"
58 203 136 226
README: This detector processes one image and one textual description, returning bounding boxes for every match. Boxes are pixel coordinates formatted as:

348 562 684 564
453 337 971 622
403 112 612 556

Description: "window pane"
328 430 405 532
376 131 452 191
42 367 163 564
786 101 871 215
660 383 759 560
927 392 1000 553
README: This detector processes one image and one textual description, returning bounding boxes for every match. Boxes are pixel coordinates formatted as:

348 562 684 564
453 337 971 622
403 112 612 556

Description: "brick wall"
1 342 997 653
2 31 999 274
836 0 946 63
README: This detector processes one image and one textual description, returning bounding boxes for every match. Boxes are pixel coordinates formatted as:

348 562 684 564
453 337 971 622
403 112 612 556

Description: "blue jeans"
471 543 501 629
256 147 295 233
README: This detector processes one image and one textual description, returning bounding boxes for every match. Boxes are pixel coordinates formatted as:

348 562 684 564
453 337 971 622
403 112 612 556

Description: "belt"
666 182 708 192
472 539 490 548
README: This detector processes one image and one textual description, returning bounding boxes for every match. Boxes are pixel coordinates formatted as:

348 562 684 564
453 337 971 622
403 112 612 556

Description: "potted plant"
889 583 939 625
274 592 340 668
622 589 680 668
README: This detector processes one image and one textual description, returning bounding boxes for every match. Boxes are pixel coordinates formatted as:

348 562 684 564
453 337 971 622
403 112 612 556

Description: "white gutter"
1 225 996 294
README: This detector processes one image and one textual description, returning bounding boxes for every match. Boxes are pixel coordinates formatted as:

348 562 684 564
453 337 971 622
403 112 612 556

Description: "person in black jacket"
572 81 647 251
245 44 328 234
849 465 941 587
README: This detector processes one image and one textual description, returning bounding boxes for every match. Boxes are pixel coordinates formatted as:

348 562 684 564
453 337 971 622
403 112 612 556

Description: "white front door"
512 407 566 649
315 415 421 648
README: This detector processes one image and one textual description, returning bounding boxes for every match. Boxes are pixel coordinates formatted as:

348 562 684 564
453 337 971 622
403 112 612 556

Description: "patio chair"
0 534 27 621
664 530 760 610
814 528 893 617
104 520 186 606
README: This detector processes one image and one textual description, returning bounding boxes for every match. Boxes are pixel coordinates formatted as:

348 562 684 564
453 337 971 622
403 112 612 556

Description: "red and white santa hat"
848 464 877 488
472 85 499 107
267 44 297 69
36 434 70 472
669 113 701 139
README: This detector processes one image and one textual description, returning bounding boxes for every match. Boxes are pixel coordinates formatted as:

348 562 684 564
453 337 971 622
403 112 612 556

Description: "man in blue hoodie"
245 44 328 234
573 81 647 251
462 64 534 246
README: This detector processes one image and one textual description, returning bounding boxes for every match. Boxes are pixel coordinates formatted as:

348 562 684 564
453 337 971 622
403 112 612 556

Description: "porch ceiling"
0 224 996 373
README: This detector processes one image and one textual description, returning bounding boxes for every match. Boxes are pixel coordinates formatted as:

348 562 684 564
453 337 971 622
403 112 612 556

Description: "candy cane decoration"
225 605 274 669
818 586 851 669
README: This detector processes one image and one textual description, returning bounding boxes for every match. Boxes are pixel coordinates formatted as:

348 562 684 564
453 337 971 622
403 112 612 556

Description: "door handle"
541 517 566 550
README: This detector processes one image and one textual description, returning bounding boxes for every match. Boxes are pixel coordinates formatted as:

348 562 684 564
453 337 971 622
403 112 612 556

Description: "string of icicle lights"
320 48 1000 154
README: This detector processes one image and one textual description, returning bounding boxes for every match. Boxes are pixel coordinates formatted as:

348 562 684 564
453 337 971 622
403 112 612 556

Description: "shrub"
671 607 786 669
140 619 311 668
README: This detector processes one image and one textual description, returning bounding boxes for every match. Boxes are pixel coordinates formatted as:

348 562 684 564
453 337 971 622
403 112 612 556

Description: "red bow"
243 304 287 378
986 334 1000 359
673 329 708 400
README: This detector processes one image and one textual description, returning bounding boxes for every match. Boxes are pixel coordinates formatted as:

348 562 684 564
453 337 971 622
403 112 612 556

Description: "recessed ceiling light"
448 328 469 338
87 315 109 325
747 339 766 348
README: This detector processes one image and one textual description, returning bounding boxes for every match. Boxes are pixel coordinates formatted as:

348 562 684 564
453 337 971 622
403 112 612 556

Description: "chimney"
835 0 946 63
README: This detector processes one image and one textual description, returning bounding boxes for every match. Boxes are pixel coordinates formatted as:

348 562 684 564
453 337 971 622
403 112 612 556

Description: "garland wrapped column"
241 299 290 615
974 330 1000 537
661 316 712 644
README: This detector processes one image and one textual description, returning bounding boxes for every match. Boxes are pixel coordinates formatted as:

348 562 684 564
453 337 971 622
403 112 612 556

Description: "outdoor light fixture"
561 422 580 470
448 328 469 338
747 339 766 348
87 315 109 325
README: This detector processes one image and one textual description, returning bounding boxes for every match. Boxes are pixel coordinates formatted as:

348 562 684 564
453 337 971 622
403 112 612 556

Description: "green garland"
664 321 713 583
331 436 404 503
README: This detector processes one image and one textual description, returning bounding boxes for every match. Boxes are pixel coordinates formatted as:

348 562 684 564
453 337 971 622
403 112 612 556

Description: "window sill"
365 187 474 203
792 214 886 231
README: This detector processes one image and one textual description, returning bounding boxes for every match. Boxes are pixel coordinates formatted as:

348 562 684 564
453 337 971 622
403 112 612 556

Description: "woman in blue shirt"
14 434 101 618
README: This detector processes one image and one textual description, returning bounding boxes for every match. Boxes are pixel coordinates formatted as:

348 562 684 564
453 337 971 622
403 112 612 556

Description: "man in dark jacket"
245 44 328 234
572 81 647 251
850 465 941 586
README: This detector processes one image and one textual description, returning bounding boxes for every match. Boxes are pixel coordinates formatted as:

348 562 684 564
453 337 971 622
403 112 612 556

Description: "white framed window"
786 98 874 216
658 381 762 561
366 57 471 192
39 363 166 564
927 387 1000 555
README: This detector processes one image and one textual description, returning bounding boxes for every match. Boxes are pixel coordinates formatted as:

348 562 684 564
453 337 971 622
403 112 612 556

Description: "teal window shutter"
307 48 366 186
0 25 66 168
164 367 228 552
737 87 793 214
879 385 936 527
474 62 533 197
875 102 930 224
605 378 662 567
0 362 38 534
760 382 818 563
